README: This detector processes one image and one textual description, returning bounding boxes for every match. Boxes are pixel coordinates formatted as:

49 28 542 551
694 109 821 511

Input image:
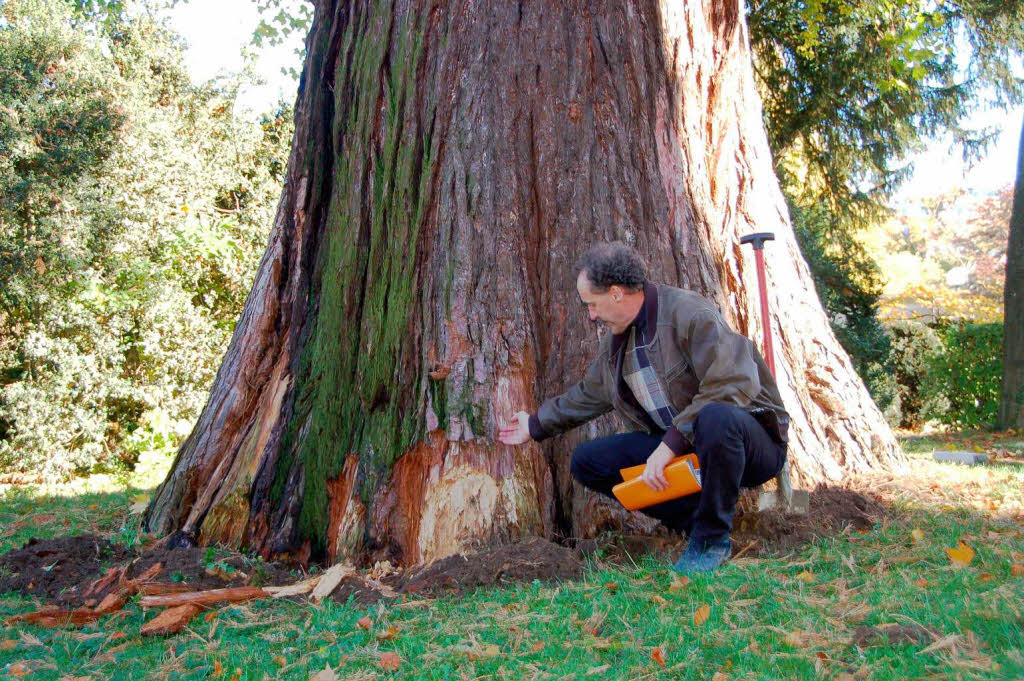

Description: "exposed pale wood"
265 575 321 599
310 563 356 602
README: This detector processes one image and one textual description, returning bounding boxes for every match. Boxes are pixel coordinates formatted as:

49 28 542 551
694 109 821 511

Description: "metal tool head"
739 232 775 250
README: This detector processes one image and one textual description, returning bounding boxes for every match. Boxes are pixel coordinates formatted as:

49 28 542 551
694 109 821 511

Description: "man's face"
576 271 630 334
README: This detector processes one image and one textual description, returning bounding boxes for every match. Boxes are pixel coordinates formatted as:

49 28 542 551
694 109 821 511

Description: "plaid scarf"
622 325 677 430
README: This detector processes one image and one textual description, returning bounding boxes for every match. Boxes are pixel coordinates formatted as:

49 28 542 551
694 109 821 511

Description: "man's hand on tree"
498 410 532 445
640 442 676 492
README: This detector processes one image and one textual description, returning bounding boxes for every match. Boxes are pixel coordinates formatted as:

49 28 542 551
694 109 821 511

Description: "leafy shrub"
0 1 292 479
927 322 1003 429
878 320 948 429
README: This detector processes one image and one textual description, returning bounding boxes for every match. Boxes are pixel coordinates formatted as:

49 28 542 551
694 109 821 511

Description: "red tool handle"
740 232 776 377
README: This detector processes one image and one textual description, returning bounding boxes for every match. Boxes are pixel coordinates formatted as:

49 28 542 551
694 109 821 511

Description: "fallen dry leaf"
531 641 545 653
669 575 690 592
376 626 399 641
309 664 338 681
1011 564 1024 577
213 659 223 676
0 640 16 651
603 582 618 593
945 541 976 568
6 662 30 678
378 651 401 671
651 646 667 667
918 633 961 656
910 528 925 544
273 656 286 666
914 578 930 588
795 571 815 584
693 604 711 626
357 616 372 631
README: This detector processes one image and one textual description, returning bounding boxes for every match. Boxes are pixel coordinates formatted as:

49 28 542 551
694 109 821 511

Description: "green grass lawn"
1 435 1022 680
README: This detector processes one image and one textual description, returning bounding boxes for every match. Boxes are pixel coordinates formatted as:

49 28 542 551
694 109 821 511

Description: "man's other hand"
498 411 532 445
640 443 675 492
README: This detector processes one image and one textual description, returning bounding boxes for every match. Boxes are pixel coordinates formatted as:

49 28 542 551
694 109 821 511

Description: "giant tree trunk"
1000 116 1024 429
144 0 901 566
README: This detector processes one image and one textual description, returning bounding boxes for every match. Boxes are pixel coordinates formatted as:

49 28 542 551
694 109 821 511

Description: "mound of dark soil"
398 536 583 596
0 535 134 605
732 485 885 555
330 576 390 606
594 485 886 564
0 487 883 609
0 534 295 607
124 543 292 592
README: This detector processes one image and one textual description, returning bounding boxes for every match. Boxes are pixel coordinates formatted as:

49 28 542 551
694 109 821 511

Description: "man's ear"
610 285 623 302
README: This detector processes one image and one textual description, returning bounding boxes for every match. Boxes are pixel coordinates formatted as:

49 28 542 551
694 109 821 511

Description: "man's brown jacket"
528 282 789 454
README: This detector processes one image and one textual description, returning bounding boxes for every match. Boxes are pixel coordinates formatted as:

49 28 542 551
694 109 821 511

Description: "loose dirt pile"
595 485 885 564
0 535 290 608
0 485 883 614
398 536 583 596
0 535 583 609
731 485 884 555
0 535 133 605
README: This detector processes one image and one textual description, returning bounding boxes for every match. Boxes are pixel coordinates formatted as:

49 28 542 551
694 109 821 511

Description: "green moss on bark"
271 2 437 554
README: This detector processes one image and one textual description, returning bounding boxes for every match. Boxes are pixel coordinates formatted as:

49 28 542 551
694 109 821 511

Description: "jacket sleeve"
663 307 761 450
530 355 613 442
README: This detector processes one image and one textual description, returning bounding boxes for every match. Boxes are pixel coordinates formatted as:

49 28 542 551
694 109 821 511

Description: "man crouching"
498 242 789 573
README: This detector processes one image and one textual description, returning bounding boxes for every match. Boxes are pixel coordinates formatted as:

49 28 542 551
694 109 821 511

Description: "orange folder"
612 454 702 511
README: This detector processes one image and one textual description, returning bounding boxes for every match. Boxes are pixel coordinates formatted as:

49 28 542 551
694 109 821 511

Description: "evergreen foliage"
747 0 1023 382
0 0 291 478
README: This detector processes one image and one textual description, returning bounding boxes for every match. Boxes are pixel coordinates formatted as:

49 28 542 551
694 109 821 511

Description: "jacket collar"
610 281 658 358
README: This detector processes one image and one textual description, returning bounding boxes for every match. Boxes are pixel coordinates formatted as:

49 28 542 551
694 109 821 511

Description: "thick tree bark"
1000 117 1024 429
145 0 902 566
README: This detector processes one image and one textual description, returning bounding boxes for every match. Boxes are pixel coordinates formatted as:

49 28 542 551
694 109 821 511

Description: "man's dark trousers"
569 403 787 544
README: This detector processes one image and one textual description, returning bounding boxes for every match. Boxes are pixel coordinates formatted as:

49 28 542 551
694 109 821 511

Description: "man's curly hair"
575 242 647 293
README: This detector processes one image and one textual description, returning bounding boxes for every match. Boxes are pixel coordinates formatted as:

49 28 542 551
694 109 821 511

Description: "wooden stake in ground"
144 0 902 567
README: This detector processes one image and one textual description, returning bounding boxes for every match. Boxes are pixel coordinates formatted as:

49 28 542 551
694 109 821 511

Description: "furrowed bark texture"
145 0 902 565
1000 116 1024 429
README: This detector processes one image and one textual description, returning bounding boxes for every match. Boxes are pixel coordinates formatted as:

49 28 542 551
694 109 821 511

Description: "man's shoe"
672 536 732 573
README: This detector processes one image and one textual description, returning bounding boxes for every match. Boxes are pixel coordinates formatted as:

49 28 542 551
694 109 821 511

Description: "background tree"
0 0 292 478
1001 118 1024 429
144 0 902 567
747 0 1024 382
